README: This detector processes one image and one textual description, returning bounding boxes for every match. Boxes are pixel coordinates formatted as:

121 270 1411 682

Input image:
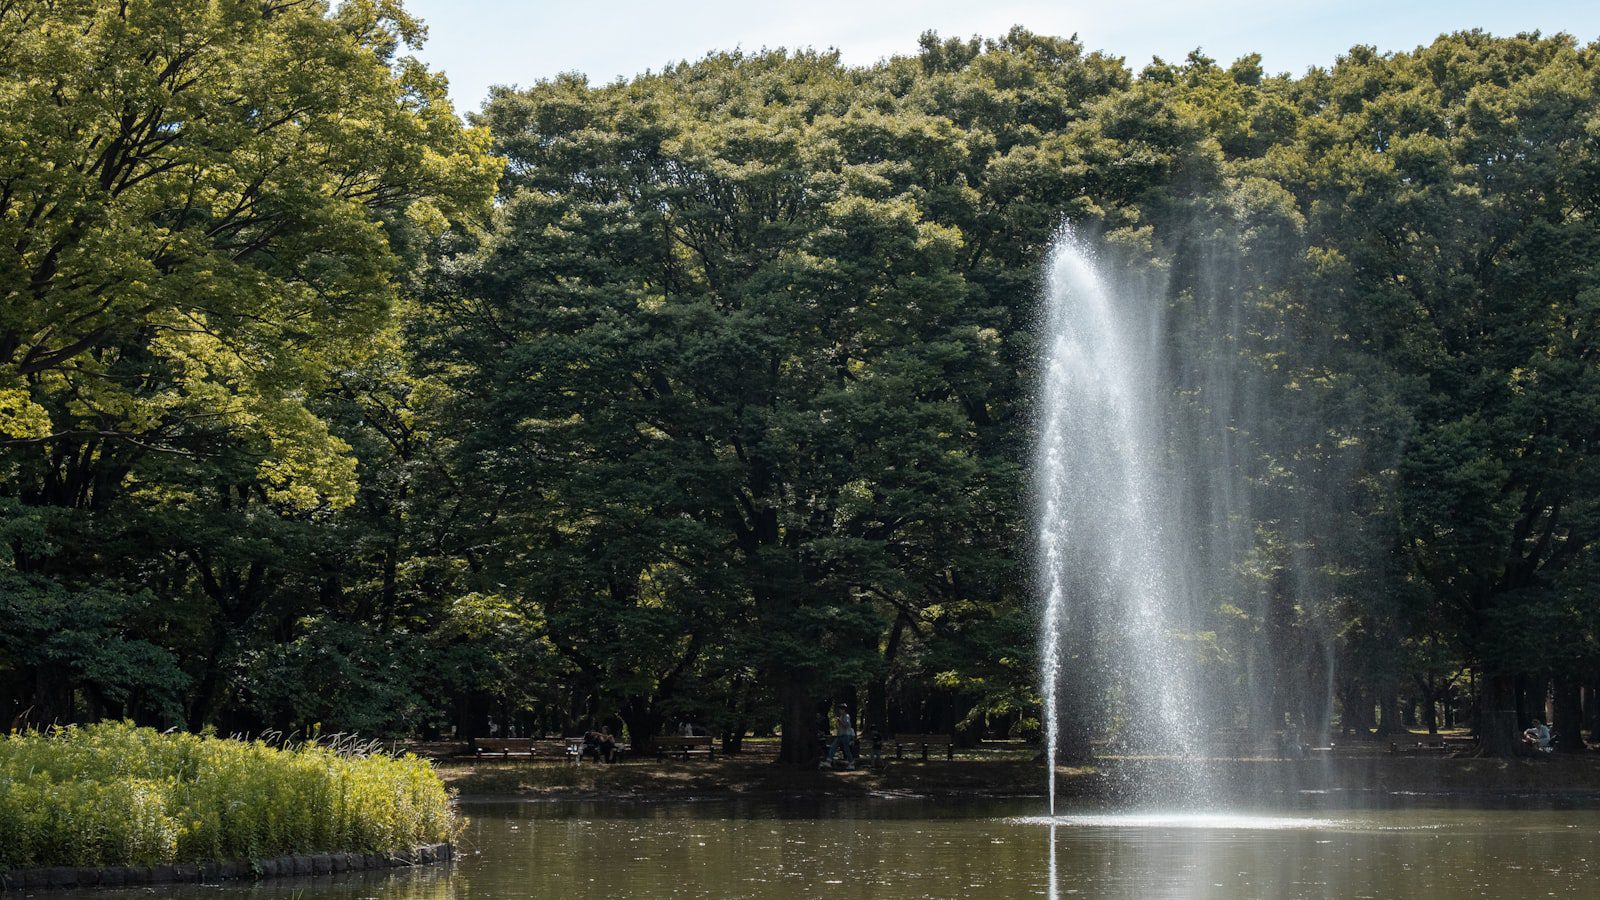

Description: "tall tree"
1280 33 1600 752
0 0 497 726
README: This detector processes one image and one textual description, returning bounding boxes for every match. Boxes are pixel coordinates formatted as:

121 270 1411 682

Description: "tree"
0 0 497 727
1280 33 1600 753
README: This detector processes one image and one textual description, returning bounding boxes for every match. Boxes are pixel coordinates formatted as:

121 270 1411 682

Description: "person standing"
822 703 857 770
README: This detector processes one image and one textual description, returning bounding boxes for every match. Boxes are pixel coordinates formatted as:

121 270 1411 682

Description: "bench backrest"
893 733 953 744
654 735 713 747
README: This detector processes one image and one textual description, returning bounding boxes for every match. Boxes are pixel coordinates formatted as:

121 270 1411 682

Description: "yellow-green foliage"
0 722 459 871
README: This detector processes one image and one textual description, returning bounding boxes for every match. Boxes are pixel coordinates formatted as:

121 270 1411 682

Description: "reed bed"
0 722 459 870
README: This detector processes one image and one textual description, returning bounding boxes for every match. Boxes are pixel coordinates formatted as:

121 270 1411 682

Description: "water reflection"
1022 812 1344 830
45 797 1600 899
1046 821 1058 900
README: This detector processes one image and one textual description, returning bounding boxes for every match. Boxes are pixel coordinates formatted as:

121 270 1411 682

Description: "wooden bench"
892 733 953 760
653 735 717 761
471 738 537 758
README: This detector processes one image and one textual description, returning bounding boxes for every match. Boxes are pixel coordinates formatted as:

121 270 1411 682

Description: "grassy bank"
0 722 459 871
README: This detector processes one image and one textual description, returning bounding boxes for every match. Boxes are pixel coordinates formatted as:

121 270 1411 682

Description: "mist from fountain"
1035 228 1210 811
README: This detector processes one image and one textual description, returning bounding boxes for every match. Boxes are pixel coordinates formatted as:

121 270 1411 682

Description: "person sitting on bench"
582 726 618 763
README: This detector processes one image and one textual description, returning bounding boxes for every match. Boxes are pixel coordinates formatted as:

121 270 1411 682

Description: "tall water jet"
1036 228 1207 809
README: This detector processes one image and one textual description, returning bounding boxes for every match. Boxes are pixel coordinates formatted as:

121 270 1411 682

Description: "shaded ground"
439 756 1076 800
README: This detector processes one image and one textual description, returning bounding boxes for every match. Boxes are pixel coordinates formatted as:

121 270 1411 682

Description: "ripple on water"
1011 812 1348 830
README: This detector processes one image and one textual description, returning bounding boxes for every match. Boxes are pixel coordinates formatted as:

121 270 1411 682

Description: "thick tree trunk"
1374 691 1405 736
868 614 908 736
721 721 746 755
29 668 72 726
1552 677 1584 753
1340 682 1374 738
1479 673 1520 757
1298 646 1334 746
455 690 491 739
186 636 230 730
777 681 819 766
1513 674 1531 729
619 702 663 755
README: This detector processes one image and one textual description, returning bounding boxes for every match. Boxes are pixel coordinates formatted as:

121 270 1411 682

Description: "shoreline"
439 754 1600 804
0 844 452 892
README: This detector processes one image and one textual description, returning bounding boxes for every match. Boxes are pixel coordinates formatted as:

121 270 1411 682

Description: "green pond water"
49 795 1600 898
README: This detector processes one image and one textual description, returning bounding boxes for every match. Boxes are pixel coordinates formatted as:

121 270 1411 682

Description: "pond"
53 795 1600 898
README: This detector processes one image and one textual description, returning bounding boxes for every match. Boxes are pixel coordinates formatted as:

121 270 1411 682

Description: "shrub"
0 722 459 870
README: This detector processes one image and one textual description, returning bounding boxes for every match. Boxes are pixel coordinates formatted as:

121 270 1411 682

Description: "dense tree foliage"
0 0 499 728
3 2 1595 759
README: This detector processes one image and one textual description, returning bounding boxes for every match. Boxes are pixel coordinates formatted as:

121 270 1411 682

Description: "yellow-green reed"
0 722 459 870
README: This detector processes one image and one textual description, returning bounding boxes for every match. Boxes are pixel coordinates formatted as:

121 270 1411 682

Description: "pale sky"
402 1 1600 114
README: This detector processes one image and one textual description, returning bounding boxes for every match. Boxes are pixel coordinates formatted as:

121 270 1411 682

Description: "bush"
0 722 459 870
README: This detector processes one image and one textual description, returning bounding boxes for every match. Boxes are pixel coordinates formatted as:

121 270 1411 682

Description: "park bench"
653 735 717 761
892 733 954 760
471 738 537 758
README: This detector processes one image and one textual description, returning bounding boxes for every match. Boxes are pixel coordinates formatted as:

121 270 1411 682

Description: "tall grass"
0 722 459 870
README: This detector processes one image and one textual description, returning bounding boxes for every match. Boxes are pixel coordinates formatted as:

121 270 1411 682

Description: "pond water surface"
53 795 1600 899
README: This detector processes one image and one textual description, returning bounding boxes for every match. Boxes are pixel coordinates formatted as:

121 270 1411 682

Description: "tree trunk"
721 676 750 755
868 614 908 736
1246 646 1274 740
777 681 819 766
721 720 746 755
1584 678 1600 742
1513 674 1531 729
186 634 231 730
1552 677 1584 753
619 702 662 755
1478 672 1520 757
1374 691 1403 736
29 667 72 727
1054 668 1097 762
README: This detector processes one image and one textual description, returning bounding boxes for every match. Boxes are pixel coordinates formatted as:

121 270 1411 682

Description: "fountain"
1035 227 1208 812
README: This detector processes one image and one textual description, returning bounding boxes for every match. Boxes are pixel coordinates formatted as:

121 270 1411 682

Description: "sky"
402 1 1600 114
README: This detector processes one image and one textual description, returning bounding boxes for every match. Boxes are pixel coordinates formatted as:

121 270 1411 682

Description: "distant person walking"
821 703 857 770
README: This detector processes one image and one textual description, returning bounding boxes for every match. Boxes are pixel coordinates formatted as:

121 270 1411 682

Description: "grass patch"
0 721 459 871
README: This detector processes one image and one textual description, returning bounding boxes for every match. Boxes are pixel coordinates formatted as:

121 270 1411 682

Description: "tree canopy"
3 5 1596 760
